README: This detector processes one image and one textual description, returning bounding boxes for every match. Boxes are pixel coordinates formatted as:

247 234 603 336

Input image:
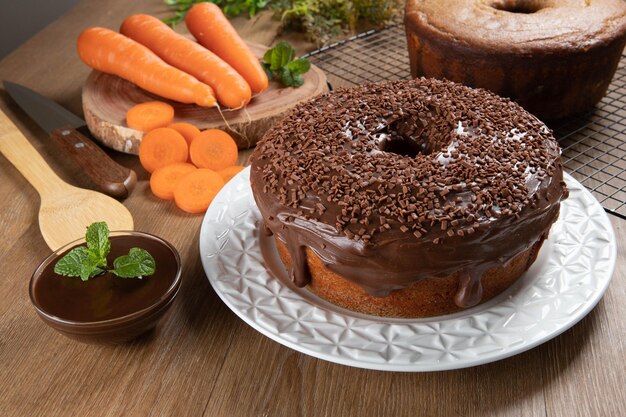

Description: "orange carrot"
138 127 189 173
150 163 197 200
189 129 238 171
77 27 216 107
126 101 174 132
185 3 268 94
168 122 201 147
121 14 251 109
174 169 225 214
218 165 245 184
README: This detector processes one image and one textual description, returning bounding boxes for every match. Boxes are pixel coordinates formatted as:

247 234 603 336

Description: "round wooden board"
82 43 328 154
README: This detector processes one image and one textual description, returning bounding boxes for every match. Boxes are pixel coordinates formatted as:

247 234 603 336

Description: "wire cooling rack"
304 25 626 219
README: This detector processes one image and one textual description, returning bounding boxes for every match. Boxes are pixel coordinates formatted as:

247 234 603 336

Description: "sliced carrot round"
174 169 225 214
150 162 197 200
218 165 245 184
126 101 174 132
168 122 201 147
138 127 188 173
189 129 238 171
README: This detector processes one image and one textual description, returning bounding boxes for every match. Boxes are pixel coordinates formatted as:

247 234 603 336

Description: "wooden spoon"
0 108 133 250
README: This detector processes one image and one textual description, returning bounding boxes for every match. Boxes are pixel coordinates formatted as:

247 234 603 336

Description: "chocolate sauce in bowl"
32 234 179 322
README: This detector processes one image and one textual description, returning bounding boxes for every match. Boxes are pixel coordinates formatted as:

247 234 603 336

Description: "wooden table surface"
0 1 624 416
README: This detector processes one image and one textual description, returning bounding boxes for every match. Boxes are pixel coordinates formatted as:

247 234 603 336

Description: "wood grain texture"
0 1 625 416
0 107 133 250
82 43 328 154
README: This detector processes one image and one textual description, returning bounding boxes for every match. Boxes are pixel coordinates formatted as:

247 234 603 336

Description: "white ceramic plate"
199 168 616 372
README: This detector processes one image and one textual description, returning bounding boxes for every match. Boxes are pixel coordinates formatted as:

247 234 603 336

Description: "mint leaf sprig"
54 222 156 281
261 41 311 88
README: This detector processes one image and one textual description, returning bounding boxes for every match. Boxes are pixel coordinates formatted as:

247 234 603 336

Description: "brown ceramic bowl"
29 231 182 344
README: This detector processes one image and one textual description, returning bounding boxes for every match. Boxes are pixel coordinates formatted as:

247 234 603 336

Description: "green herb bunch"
282 0 401 44
54 222 156 281
274 0 344 45
163 0 401 45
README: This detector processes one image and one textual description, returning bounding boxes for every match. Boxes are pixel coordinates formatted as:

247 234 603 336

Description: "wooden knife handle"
50 126 137 199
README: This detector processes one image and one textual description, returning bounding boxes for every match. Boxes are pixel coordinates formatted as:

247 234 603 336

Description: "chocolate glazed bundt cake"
405 0 626 119
250 78 569 318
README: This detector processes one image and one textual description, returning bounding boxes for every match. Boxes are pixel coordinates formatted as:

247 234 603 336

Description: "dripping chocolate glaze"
250 78 568 309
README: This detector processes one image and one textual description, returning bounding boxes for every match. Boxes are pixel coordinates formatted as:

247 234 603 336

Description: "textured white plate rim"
200 167 616 372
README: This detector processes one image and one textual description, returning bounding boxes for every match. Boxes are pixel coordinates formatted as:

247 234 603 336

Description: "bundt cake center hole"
377 115 431 157
490 0 545 13
379 135 428 158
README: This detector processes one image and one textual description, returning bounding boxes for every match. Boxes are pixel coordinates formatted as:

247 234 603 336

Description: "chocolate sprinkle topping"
253 78 561 240
250 78 568 307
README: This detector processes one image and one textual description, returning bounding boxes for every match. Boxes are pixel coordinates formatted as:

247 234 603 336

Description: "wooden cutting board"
82 43 328 154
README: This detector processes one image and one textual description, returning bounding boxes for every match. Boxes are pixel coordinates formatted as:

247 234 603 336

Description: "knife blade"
3 81 136 199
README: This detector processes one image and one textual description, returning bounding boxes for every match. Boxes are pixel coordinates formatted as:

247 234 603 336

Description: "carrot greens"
163 0 401 46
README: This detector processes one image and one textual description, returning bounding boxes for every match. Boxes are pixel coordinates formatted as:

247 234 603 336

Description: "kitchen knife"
3 81 136 199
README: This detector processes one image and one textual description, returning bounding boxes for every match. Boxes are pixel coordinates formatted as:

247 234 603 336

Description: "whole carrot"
77 27 216 107
120 14 251 109
185 3 269 95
